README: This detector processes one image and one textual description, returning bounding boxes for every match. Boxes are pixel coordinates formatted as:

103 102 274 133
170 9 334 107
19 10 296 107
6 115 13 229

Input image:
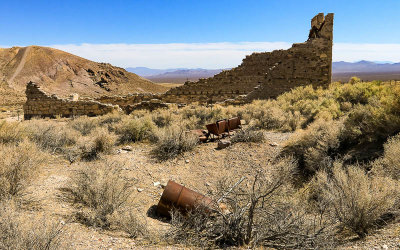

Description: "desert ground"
1 78 400 249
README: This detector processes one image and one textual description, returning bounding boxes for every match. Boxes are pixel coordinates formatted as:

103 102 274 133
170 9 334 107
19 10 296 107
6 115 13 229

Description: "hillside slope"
0 46 169 103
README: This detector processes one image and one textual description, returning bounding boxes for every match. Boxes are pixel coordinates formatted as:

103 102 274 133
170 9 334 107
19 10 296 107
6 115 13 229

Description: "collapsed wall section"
94 93 159 113
23 82 120 119
161 13 333 104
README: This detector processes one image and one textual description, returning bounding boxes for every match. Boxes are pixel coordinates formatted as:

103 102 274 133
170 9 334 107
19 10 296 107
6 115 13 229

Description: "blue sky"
1 0 399 68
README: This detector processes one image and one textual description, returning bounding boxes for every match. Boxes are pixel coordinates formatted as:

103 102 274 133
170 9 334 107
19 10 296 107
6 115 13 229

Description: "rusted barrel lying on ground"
157 180 214 217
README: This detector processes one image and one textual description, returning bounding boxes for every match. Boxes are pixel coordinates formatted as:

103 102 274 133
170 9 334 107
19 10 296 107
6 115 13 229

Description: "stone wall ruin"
23 13 334 119
162 13 334 104
23 82 120 119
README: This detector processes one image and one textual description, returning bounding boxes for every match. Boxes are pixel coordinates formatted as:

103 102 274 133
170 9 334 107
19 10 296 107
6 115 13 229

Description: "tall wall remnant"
162 13 334 104
23 82 120 119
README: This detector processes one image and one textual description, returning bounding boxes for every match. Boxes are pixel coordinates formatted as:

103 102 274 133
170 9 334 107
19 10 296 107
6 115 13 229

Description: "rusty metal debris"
157 180 214 217
189 117 242 142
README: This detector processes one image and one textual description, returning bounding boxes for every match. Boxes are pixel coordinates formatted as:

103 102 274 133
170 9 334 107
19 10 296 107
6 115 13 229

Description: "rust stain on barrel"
157 180 214 217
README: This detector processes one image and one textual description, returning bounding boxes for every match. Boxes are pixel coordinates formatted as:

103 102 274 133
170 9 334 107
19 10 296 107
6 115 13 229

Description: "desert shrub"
69 117 98 135
151 126 198 161
151 110 174 128
166 159 334 248
371 134 400 180
27 122 78 153
61 161 134 229
79 128 117 161
314 163 398 238
230 127 264 143
98 111 123 126
342 102 400 146
0 121 26 144
282 119 343 176
113 210 149 239
182 105 225 128
0 140 44 200
0 202 65 249
114 117 155 144
244 101 295 131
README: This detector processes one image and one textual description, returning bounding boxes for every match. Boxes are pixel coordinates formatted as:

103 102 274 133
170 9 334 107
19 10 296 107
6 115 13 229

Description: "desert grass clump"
61 161 134 229
98 111 123 126
112 210 149 239
314 163 398 238
151 126 198 161
27 121 78 153
69 116 98 136
282 119 343 177
0 140 44 200
151 109 174 128
0 120 26 144
371 133 400 180
230 127 264 143
79 128 117 161
114 117 155 144
0 202 65 249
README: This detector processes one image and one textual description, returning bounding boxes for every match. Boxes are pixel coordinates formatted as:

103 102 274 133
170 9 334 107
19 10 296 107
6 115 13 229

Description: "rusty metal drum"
157 180 214 217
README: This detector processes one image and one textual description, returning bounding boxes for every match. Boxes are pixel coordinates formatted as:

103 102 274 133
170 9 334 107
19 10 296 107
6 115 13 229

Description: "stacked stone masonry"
23 82 120 119
162 13 334 104
94 93 160 113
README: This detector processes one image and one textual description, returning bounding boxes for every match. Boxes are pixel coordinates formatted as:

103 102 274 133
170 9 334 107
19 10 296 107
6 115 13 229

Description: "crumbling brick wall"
162 13 333 104
23 82 120 119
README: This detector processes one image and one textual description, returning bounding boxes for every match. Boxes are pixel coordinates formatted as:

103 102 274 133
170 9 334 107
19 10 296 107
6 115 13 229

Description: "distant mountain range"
333 60 400 73
128 61 400 83
126 67 229 83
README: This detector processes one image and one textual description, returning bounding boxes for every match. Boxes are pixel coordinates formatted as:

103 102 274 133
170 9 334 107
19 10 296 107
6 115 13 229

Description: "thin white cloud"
333 43 400 63
49 42 292 68
3 42 400 68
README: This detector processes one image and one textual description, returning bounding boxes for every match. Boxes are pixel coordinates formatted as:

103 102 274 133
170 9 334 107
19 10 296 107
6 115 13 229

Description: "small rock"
218 140 231 149
153 181 161 187
269 142 279 147
137 188 144 192
185 159 190 163
160 181 168 188
122 146 133 151
382 245 388 250
205 182 211 187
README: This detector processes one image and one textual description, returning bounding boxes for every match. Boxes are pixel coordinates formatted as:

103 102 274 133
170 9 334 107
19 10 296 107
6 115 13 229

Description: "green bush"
282 119 343 176
114 117 155 144
230 127 264 143
151 126 198 160
314 163 398 238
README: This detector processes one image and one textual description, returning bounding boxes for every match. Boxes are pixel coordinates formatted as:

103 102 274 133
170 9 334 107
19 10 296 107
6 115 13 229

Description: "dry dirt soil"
5 118 398 249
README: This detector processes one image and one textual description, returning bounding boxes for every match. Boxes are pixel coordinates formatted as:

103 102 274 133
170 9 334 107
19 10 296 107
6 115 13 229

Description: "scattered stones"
185 159 190 164
153 181 161 188
122 145 133 151
218 140 231 149
137 188 144 192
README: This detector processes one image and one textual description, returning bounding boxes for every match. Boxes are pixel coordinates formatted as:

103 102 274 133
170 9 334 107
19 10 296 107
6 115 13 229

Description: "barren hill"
0 46 170 106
